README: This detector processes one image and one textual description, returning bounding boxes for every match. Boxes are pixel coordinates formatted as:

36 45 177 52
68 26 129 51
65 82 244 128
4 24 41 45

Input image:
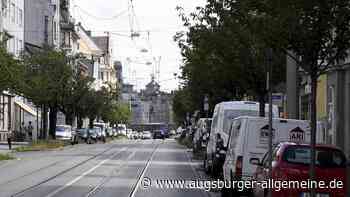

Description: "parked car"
251 142 347 197
93 122 107 136
169 129 176 136
142 131 152 139
176 126 184 134
93 127 106 142
76 128 89 143
88 128 98 142
153 130 164 139
76 128 97 144
112 128 118 137
118 124 127 135
205 101 279 177
55 125 72 141
201 119 212 149
193 118 212 153
221 116 326 195
131 131 139 139
105 127 113 137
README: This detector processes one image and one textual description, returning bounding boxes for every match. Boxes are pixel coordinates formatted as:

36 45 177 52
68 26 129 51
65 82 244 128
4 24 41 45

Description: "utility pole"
266 48 273 197
204 95 209 118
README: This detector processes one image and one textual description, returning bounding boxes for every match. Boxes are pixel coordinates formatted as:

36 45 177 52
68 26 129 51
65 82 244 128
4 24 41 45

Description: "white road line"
85 148 137 197
129 142 160 197
45 147 127 197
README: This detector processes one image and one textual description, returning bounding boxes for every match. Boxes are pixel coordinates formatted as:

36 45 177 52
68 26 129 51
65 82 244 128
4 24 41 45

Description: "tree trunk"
89 118 94 129
65 112 74 126
77 115 83 129
42 105 48 140
309 74 318 197
49 106 58 139
258 94 266 117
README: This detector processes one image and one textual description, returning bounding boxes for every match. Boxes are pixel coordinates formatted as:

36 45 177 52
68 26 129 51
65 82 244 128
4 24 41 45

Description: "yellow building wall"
78 39 92 55
316 74 327 120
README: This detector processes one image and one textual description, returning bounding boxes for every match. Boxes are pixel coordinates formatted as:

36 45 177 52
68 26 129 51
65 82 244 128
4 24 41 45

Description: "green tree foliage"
21 46 73 138
104 103 131 126
172 88 195 125
0 41 22 93
238 0 350 191
174 1 286 121
60 71 95 126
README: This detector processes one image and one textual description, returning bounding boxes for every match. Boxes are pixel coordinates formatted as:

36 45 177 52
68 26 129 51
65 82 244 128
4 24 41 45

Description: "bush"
14 140 65 152
0 153 14 161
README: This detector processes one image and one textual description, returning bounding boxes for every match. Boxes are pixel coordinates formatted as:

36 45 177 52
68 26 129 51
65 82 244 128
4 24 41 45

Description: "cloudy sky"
73 0 206 92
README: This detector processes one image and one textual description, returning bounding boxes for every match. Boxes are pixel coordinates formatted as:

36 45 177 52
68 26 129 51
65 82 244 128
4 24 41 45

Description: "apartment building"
0 0 24 141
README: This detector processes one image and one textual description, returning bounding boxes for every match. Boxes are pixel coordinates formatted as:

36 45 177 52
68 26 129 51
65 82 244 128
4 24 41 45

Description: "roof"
76 25 103 55
92 36 109 53
278 142 342 150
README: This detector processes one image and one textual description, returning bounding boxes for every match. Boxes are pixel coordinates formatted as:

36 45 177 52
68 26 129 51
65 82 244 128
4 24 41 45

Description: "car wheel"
263 189 270 197
221 187 229 197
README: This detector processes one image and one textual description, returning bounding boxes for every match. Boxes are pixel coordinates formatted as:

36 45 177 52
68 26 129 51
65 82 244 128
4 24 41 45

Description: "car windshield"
56 127 67 132
77 129 87 134
223 110 259 134
283 146 346 168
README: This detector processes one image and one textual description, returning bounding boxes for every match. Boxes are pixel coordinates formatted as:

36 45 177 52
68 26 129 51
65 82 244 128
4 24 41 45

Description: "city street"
0 139 215 197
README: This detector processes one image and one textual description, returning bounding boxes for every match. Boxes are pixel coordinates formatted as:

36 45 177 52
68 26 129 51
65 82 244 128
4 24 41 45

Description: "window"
18 8 22 26
18 39 22 54
15 38 18 55
10 3 15 23
3 0 8 17
12 38 15 54
53 21 57 41
44 16 49 43
282 146 346 168
223 109 259 134
261 145 280 168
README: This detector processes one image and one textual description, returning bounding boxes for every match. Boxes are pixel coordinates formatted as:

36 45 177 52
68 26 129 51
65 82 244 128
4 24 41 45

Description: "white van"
55 125 72 140
204 101 279 175
117 124 127 135
222 116 324 185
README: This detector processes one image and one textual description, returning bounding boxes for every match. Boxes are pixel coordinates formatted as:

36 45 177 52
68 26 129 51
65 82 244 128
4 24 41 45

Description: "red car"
251 142 347 197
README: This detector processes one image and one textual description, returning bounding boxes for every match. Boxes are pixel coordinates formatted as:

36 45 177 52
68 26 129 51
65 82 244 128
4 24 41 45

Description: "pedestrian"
7 132 12 150
27 121 34 140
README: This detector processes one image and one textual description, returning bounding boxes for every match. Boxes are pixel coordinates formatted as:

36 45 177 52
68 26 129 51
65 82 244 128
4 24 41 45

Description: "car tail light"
235 156 243 179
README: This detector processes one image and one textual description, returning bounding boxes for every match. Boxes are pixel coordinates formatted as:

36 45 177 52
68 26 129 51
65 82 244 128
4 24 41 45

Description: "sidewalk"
0 142 28 154
0 141 29 146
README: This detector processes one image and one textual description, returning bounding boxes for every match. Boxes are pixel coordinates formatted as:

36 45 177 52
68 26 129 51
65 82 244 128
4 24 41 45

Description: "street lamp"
266 48 273 197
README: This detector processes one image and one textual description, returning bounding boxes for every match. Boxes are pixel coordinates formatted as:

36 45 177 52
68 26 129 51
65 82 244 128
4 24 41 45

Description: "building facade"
286 54 350 156
327 65 350 158
92 35 117 90
0 0 25 141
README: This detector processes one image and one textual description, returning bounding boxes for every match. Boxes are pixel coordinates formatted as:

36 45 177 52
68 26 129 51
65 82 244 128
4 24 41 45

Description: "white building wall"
3 0 24 56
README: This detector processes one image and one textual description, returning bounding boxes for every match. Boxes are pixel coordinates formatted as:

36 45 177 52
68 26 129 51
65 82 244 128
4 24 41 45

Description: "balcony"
60 0 69 10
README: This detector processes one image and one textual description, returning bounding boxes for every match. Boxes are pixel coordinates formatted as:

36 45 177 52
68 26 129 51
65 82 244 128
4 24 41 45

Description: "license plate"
301 193 329 197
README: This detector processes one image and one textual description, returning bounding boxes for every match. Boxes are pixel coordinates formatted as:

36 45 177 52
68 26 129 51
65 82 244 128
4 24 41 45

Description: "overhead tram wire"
74 5 130 21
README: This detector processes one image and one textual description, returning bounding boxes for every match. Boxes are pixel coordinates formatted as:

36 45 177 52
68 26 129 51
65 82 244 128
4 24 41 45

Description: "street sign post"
204 95 209 117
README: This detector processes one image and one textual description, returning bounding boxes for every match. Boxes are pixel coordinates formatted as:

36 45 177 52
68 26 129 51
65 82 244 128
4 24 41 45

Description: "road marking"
45 147 127 197
129 142 160 197
85 149 137 197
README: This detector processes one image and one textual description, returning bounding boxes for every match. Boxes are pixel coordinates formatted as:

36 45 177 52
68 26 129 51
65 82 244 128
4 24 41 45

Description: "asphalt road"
0 139 218 197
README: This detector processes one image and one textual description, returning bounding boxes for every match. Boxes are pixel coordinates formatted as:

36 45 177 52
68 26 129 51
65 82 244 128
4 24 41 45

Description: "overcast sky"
72 0 206 92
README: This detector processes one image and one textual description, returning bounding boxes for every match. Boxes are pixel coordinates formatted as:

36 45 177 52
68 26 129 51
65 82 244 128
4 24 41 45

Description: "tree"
172 88 195 125
21 46 73 139
235 0 350 195
104 103 131 126
60 71 94 127
0 41 23 93
174 2 286 117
